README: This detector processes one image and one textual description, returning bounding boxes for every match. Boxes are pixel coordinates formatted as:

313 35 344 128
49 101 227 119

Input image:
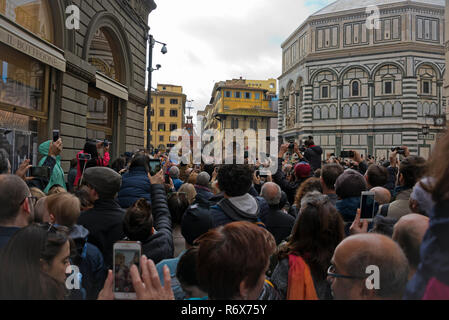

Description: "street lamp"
146 33 167 152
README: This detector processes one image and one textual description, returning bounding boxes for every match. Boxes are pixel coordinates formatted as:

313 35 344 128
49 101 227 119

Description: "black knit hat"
335 169 367 199
181 205 214 245
83 167 122 199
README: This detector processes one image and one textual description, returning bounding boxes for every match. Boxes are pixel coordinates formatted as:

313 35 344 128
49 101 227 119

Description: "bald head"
370 187 391 205
260 182 282 206
0 174 31 225
393 214 429 271
332 233 409 300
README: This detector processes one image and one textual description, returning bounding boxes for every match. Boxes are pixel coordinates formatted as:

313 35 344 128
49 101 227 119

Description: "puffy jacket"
77 199 125 269
117 167 151 208
304 146 323 172
69 224 107 300
404 199 449 300
139 184 174 264
37 140 66 194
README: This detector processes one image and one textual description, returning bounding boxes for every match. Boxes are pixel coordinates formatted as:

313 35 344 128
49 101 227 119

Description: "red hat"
294 162 311 179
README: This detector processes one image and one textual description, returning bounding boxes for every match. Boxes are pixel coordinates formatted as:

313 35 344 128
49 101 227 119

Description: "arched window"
393 102 402 117
351 80 360 97
384 102 393 117
360 103 369 118
313 107 321 119
375 103 383 117
321 106 329 119
343 105 351 118
329 105 337 119
352 104 359 118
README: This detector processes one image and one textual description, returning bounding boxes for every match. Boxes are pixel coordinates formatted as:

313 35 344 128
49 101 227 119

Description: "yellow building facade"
144 84 186 151
201 78 278 153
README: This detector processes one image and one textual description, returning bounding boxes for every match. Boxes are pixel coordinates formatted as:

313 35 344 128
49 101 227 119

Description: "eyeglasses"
327 264 367 280
20 196 38 206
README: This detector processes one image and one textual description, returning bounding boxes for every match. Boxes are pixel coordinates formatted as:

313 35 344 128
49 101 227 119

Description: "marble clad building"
278 0 447 160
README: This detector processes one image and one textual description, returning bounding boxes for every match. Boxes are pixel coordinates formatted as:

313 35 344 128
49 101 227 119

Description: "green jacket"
39 140 66 194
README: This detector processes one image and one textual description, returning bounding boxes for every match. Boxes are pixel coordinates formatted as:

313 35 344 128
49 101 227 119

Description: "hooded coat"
38 140 66 194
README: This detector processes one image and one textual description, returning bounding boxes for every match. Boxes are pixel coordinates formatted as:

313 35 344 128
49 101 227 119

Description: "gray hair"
260 182 282 206
300 191 328 210
169 166 180 179
196 172 210 187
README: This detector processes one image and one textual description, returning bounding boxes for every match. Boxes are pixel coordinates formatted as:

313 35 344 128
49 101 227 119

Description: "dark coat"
140 184 174 264
404 199 449 299
336 196 360 236
263 205 295 245
78 199 126 269
304 146 323 172
69 224 107 300
117 167 151 208
194 185 214 201
272 158 307 205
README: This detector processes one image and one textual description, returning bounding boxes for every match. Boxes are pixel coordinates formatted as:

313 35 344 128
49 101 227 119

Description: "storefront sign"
0 15 66 72
418 134 435 140
0 110 30 131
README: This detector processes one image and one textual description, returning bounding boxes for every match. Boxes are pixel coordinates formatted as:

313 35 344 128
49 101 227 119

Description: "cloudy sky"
147 0 335 122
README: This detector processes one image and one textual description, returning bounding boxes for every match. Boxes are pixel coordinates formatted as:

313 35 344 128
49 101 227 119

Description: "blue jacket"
336 197 360 236
404 199 449 299
195 185 214 201
117 167 151 208
69 224 107 300
173 178 183 191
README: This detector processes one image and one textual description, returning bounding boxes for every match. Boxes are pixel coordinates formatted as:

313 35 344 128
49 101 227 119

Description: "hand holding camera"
49 138 63 157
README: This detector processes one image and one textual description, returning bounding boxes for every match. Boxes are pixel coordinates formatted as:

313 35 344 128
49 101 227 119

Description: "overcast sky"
147 0 334 122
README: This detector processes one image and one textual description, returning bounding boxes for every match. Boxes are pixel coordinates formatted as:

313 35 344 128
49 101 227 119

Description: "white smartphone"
113 241 141 300
360 191 376 222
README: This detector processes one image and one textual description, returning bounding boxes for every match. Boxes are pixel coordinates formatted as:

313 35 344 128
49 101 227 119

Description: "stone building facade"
279 0 447 160
0 0 156 173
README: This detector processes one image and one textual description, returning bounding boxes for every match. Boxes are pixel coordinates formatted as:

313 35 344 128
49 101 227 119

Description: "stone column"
402 77 419 155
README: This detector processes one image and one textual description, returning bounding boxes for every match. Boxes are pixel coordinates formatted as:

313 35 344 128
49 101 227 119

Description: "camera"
79 153 92 161
391 147 405 155
288 143 295 151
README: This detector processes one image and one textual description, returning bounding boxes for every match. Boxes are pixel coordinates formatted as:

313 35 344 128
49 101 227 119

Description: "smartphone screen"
30 167 50 179
52 130 59 142
149 160 161 176
360 193 376 220
113 245 141 296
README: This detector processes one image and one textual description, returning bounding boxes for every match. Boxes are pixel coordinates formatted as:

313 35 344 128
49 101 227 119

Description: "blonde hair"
46 193 81 227
48 185 67 196
179 183 197 204
30 187 46 201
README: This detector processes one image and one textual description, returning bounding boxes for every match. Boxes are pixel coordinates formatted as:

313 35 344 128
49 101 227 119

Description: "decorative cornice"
65 51 96 82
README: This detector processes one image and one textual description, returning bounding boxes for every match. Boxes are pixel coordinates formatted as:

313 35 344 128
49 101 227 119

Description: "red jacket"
74 150 110 187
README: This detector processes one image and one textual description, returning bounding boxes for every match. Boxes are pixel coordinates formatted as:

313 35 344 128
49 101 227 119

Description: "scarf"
287 254 318 300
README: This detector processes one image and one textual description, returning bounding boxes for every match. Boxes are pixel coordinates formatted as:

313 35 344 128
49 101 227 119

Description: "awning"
95 72 129 101
0 14 66 72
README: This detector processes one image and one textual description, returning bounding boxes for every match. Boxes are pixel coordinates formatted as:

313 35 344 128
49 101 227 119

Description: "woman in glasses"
271 191 345 300
0 223 72 300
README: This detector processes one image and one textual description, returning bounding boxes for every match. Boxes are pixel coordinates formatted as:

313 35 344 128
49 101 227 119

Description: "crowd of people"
0 133 448 300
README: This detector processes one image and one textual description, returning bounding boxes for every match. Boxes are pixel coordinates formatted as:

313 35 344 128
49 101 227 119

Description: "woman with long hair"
74 140 110 188
0 223 72 300
271 191 345 300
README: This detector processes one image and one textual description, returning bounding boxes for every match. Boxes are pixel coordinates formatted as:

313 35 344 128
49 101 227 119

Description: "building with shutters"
278 0 447 160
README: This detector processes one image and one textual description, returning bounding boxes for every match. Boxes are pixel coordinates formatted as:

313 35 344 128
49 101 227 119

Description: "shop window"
0 0 54 43
87 87 114 143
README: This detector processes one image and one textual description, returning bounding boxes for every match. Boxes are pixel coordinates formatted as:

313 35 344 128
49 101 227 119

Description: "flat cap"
83 167 122 198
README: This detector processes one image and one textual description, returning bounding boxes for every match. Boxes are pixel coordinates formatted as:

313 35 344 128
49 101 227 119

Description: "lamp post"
146 34 167 153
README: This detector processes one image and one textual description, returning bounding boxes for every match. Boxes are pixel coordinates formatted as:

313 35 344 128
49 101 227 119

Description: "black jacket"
263 205 295 245
140 184 174 264
272 158 307 205
78 199 125 269
304 146 323 171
